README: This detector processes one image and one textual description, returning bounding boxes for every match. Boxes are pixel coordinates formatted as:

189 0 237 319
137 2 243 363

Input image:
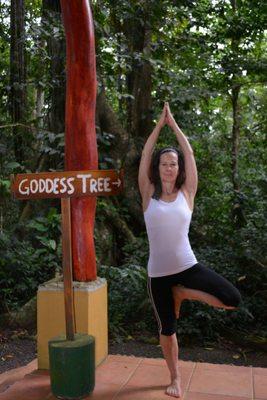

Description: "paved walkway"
0 355 266 399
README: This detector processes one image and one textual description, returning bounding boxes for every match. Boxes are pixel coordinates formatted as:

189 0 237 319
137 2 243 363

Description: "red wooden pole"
60 0 98 281
61 197 75 340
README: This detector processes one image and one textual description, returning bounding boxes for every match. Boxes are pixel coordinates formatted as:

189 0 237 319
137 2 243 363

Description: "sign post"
61 197 74 341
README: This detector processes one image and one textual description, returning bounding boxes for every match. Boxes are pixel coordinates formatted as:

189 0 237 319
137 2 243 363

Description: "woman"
138 102 241 398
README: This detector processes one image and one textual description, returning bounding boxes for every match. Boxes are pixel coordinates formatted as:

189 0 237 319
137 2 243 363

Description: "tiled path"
0 355 266 400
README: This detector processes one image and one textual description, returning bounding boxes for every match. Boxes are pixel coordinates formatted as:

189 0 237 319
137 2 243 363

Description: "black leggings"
147 262 241 336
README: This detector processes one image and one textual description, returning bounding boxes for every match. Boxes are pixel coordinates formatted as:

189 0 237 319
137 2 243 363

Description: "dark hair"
149 147 185 200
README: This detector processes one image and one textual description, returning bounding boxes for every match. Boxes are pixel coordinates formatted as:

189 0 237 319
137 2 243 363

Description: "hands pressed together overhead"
158 102 177 130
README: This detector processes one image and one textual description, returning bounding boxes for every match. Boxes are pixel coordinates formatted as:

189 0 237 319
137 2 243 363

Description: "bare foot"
166 377 182 398
172 285 184 319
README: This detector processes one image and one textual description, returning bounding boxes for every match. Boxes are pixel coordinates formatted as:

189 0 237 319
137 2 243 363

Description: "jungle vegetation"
0 0 266 346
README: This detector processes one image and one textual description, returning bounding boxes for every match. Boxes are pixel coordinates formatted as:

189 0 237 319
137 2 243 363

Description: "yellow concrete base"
37 277 108 370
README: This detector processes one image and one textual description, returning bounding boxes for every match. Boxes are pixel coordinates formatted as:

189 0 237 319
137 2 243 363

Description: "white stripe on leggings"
147 277 162 334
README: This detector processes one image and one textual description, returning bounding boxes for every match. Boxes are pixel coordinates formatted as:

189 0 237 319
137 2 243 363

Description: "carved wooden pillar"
60 0 97 281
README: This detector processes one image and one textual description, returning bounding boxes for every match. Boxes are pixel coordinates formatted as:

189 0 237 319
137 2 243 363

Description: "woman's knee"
222 287 241 308
160 317 177 336
160 328 176 336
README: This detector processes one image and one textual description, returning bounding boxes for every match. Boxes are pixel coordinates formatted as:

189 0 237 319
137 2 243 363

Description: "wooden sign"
11 169 123 200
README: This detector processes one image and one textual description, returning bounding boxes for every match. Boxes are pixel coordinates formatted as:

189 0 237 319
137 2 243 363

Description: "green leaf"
28 222 48 232
5 162 21 170
48 240 56 250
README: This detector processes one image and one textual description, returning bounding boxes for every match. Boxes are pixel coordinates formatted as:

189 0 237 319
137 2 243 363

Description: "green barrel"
49 333 95 399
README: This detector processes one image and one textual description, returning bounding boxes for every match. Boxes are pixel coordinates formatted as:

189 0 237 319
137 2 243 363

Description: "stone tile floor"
0 355 266 400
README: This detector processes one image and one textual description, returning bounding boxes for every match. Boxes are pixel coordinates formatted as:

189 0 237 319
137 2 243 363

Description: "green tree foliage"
0 0 266 342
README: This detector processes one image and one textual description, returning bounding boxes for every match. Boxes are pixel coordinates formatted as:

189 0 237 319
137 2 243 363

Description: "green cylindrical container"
49 333 95 399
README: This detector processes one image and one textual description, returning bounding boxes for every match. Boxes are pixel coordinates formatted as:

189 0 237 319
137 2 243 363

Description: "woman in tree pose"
138 102 241 398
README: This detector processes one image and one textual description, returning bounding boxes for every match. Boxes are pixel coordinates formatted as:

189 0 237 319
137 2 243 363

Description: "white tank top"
144 190 197 277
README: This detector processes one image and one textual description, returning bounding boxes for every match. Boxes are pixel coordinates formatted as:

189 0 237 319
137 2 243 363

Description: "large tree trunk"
132 41 153 141
96 88 144 230
9 0 26 164
96 88 131 162
42 0 65 135
121 4 153 141
124 24 153 140
108 2 154 140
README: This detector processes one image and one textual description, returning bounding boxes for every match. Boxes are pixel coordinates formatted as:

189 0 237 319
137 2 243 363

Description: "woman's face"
159 151 179 184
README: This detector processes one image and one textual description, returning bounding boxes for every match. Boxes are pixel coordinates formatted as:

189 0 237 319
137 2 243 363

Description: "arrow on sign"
112 179 121 187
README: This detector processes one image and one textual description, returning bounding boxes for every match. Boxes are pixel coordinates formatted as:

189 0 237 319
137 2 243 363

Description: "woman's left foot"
166 377 182 398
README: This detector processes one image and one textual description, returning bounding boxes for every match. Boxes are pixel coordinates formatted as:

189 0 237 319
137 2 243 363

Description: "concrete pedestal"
37 277 108 369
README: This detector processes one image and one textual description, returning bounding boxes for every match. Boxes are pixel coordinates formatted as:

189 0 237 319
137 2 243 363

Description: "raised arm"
138 104 167 199
166 103 198 198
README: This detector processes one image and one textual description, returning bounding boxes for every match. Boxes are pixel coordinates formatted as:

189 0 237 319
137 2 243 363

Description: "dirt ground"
109 339 267 368
0 328 266 374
